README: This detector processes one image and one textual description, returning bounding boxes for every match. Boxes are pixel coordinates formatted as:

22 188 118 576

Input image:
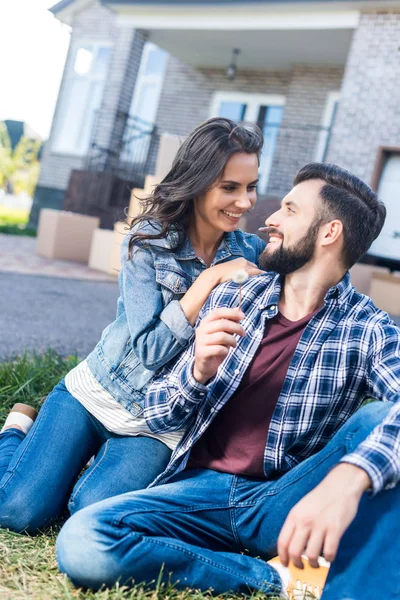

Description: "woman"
0 118 266 533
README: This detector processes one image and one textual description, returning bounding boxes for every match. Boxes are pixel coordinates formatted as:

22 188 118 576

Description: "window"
314 91 340 163
129 42 168 124
52 43 112 155
210 92 286 193
121 43 168 164
367 149 400 268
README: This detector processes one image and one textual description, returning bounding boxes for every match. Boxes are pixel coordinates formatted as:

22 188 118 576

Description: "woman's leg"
0 380 105 533
68 435 172 514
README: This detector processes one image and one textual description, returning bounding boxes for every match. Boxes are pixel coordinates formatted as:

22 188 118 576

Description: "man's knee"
57 504 132 590
342 401 390 450
350 400 390 428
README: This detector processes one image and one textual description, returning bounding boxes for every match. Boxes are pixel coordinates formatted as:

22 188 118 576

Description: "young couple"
1 117 399 599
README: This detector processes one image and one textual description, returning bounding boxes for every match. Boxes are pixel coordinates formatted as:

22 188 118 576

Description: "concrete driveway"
0 272 119 361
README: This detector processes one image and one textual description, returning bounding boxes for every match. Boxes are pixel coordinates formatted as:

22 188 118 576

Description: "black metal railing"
85 110 159 185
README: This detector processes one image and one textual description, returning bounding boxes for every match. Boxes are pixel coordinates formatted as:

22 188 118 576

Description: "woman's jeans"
0 380 171 533
57 402 400 599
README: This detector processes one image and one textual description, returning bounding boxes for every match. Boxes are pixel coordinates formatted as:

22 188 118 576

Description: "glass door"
209 92 285 194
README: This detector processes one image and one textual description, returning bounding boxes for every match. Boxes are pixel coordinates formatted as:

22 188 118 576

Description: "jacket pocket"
155 263 192 295
116 348 141 377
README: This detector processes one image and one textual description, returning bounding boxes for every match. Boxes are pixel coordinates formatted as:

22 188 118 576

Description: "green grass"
0 352 302 600
0 206 36 237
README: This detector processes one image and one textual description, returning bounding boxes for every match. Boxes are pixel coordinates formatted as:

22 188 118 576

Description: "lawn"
0 206 36 236
0 352 292 600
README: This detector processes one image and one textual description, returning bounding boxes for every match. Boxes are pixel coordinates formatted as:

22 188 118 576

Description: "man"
57 163 400 600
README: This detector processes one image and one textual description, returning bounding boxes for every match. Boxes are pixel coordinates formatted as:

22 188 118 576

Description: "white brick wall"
155 58 344 194
38 1 145 190
155 56 289 136
327 12 400 184
269 65 344 195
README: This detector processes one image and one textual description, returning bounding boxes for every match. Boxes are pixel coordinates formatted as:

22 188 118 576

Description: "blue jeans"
0 380 171 533
56 402 400 599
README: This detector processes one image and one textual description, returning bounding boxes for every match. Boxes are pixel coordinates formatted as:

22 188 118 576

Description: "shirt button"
210 408 215 413
234 368 240 374
270 305 277 311
199 392 205 396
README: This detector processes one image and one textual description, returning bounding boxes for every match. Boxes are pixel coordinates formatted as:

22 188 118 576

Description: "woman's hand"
180 259 263 327
209 258 264 286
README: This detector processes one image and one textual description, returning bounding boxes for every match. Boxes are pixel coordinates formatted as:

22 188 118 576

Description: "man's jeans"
0 380 171 533
57 402 400 599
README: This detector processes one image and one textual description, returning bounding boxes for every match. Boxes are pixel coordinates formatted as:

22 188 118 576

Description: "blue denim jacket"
87 221 266 417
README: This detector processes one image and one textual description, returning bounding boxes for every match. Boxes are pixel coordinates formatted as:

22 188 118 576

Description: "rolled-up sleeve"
160 300 194 347
340 322 400 494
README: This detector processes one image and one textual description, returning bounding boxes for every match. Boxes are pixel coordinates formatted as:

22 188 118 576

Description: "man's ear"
320 220 343 247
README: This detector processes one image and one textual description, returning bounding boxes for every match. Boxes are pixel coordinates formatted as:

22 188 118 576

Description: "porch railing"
85 110 159 187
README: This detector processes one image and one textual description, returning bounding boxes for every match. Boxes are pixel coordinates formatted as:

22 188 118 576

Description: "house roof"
49 0 75 13
101 0 378 4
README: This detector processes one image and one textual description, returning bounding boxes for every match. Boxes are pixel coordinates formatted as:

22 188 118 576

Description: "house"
31 0 400 273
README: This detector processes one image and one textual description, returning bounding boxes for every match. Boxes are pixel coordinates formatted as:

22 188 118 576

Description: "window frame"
51 40 113 157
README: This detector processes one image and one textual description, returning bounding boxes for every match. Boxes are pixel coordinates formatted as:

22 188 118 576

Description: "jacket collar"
175 231 243 261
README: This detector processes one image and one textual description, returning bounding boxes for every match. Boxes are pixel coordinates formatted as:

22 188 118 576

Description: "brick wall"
38 1 118 191
269 65 344 196
155 56 289 136
155 58 344 195
38 1 145 191
327 12 400 184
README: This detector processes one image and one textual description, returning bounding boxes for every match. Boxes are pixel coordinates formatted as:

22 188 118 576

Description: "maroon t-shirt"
188 310 317 478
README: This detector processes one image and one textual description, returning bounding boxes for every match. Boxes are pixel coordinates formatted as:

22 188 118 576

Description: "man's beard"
259 220 322 276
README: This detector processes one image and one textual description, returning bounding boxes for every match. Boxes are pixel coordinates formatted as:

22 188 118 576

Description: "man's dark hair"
294 163 386 269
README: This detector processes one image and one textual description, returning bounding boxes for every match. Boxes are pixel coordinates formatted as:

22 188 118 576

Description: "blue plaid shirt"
144 272 400 494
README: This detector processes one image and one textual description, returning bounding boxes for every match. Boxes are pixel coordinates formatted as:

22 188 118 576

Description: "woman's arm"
122 235 262 371
120 243 193 371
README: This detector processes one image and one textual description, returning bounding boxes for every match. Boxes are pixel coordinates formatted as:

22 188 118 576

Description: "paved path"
0 272 119 361
0 234 117 282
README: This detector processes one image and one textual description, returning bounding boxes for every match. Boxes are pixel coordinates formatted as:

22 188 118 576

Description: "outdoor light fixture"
226 48 241 81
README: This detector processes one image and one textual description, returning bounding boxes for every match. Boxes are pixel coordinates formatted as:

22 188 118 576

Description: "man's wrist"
193 363 209 385
331 463 372 496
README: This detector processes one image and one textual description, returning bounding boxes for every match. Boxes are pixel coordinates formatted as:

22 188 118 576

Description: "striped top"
65 360 184 451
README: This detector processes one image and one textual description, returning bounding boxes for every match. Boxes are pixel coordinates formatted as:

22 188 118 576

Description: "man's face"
259 179 325 275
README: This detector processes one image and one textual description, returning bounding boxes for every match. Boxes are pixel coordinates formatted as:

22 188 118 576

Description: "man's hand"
277 463 371 569
193 308 245 385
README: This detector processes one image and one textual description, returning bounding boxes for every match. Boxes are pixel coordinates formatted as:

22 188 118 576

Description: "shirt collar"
323 272 353 308
257 271 353 312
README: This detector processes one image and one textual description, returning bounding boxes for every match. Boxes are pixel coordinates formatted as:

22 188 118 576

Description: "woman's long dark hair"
128 117 264 256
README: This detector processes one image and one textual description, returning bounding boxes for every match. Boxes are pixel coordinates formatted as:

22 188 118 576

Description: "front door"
209 92 285 194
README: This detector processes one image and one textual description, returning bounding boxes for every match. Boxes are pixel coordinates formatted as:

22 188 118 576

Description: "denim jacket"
87 221 266 417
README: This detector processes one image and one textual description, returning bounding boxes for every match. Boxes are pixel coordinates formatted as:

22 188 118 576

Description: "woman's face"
193 152 259 235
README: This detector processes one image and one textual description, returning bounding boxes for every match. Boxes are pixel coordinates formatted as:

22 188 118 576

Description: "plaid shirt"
144 272 400 494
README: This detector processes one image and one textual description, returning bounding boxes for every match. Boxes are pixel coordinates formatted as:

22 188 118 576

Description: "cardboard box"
36 209 100 264
88 222 129 275
126 176 162 224
370 272 400 315
349 263 388 296
155 133 182 180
